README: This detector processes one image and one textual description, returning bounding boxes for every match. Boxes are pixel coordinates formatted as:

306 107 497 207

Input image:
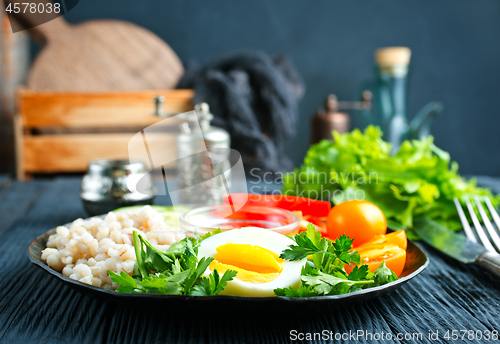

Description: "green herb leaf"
200 228 222 241
372 261 398 287
111 228 237 296
190 269 237 296
280 229 323 261
301 271 372 295
140 275 169 289
332 234 353 252
116 286 138 293
133 231 175 276
108 270 137 288
132 231 148 278
347 265 371 281
164 241 187 259
183 256 214 293
213 269 238 295
275 225 396 297
141 280 182 295
274 285 318 297
164 269 192 284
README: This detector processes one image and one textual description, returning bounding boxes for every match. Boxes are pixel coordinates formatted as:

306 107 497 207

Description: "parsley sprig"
108 223 398 298
108 229 236 295
274 224 398 297
280 224 360 274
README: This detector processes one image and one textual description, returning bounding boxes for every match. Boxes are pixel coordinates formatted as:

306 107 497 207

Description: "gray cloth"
177 51 304 176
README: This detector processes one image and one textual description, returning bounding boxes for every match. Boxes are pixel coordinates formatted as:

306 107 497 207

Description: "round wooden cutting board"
8 1 184 91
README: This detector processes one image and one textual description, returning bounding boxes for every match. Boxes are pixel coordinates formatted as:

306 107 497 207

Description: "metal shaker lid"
87 159 146 176
194 102 230 145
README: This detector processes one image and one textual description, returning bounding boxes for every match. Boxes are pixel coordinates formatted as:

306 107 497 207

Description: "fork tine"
454 197 477 243
484 196 500 231
474 196 500 251
464 197 496 252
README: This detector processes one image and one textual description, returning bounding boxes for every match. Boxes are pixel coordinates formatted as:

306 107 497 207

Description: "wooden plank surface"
0 177 500 344
0 175 10 192
23 133 176 173
18 89 194 128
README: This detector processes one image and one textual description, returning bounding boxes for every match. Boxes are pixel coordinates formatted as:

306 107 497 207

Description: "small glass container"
80 159 155 216
179 205 299 236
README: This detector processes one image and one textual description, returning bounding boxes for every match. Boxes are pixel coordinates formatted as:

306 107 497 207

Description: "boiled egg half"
197 227 306 297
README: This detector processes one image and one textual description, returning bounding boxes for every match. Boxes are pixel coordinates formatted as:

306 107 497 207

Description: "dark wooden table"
1 177 500 344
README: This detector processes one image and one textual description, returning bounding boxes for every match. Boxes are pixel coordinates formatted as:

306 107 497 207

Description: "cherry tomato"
345 243 406 277
359 230 407 250
326 200 387 247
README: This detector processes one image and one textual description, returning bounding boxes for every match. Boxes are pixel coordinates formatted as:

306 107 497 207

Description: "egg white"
197 227 306 297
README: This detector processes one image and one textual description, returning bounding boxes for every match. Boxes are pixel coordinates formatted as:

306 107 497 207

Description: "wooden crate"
15 89 194 180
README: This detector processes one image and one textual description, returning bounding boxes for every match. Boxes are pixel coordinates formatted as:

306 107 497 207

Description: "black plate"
28 227 428 311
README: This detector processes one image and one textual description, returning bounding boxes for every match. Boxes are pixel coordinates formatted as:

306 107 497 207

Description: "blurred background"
1 0 499 178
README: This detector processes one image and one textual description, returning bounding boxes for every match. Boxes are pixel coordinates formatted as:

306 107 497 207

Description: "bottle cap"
375 47 411 77
375 47 411 66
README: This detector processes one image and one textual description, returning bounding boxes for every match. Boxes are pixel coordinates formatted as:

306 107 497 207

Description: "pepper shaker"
311 95 350 144
176 103 231 206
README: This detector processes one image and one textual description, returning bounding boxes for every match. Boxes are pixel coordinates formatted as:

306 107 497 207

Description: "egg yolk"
209 243 284 284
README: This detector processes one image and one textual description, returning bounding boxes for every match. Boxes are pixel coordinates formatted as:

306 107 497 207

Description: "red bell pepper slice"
223 193 331 218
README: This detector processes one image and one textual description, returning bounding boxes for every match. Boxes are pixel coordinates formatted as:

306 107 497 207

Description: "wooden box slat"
18 89 194 128
16 89 193 178
23 133 177 173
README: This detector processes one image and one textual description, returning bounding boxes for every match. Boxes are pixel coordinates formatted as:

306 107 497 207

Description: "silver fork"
454 196 500 253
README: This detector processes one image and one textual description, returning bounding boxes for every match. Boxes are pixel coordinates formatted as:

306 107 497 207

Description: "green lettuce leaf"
283 126 500 236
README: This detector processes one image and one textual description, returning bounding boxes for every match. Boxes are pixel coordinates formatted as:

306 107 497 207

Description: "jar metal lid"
87 159 146 175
